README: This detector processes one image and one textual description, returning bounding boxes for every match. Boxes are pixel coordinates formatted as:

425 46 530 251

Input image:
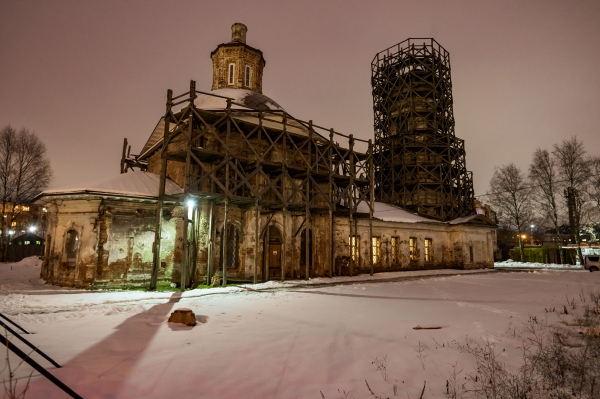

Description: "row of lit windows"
228 63 252 87
350 236 434 264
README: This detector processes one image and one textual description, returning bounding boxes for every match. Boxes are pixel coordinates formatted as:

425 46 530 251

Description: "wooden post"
348 134 354 277
207 201 214 286
222 197 228 286
369 139 374 276
181 200 189 292
329 209 334 277
254 200 259 285
188 204 198 287
282 208 286 281
306 121 312 280
265 220 270 281
328 129 334 278
150 89 172 291
120 138 128 174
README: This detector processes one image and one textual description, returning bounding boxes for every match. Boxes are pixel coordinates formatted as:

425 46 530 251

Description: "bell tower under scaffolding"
371 38 474 221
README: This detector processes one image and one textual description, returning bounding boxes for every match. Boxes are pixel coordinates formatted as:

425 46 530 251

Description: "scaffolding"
138 80 374 290
371 38 474 221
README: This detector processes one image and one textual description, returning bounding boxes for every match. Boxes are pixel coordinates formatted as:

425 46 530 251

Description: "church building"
35 24 496 288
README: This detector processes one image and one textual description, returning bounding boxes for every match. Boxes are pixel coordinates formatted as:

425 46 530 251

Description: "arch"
268 225 282 242
64 229 79 267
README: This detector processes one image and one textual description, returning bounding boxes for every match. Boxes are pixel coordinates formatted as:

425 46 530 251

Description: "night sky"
1 0 599 197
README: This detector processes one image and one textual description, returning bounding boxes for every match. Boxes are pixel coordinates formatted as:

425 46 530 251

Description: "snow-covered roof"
138 89 292 159
355 201 444 223
448 214 495 226
355 201 493 225
194 88 284 112
38 172 183 199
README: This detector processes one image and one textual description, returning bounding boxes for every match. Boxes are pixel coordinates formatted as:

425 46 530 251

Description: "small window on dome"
245 65 251 87
228 63 235 85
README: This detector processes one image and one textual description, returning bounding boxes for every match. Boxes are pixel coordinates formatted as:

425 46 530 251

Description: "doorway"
265 225 282 280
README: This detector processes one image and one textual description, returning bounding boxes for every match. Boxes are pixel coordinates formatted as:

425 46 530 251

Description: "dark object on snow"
413 325 443 330
168 308 197 326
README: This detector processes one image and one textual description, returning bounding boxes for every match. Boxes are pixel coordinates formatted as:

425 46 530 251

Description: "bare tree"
529 148 565 264
553 136 588 264
588 156 600 212
488 164 532 262
0 125 52 261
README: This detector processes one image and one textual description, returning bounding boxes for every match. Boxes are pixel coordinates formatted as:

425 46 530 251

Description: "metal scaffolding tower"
371 38 474 220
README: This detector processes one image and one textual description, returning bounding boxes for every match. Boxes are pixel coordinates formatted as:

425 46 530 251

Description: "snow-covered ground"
1 258 599 398
494 260 584 270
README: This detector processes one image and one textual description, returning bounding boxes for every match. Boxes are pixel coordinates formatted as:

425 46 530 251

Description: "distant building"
9 232 45 261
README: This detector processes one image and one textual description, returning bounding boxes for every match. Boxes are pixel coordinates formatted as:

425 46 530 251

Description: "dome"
194 88 284 112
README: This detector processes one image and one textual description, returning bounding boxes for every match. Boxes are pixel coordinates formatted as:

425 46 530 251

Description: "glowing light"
186 200 195 209
521 234 527 239
28 226 36 233
8 230 14 235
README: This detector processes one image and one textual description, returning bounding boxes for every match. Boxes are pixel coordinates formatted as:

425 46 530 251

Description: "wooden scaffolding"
139 80 374 290
371 38 475 221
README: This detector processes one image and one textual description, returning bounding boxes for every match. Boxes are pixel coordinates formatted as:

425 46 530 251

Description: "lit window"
424 238 433 263
22 206 29 212
391 237 399 264
36 241 41 245
24 240 30 245
409 237 418 262
11 221 16 227
372 237 381 264
349 236 360 263
228 63 235 85
245 65 251 87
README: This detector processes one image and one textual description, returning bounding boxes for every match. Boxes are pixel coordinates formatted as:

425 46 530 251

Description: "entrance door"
268 243 282 279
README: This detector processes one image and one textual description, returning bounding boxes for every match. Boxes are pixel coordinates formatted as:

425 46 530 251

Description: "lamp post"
530 224 535 246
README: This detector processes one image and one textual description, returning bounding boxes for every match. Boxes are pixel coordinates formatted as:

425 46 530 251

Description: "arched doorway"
265 225 282 280
300 228 313 278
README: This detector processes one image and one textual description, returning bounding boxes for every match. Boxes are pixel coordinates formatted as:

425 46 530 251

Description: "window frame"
245 65 251 87
349 235 360 264
409 237 418 262
228 63 235 85
424 238 433 263
391 237 399 264
372 237 381 264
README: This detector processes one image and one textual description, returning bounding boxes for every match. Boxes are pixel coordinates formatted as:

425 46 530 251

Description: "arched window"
65 229 79 267
221 224 240 269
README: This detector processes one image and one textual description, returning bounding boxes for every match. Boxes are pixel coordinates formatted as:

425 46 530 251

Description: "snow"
2 259 599 398
356 201 443 223
494 260 584 270
194 88 284 111
39 172 183 199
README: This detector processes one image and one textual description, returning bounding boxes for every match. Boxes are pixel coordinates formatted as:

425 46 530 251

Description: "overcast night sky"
1 0 599 197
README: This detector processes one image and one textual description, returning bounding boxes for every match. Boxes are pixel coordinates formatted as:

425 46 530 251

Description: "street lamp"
530 224 535 246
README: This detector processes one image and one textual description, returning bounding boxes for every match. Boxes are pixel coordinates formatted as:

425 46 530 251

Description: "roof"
12 232 44 243
356 201 495 226
38 172 183 199
194 88 284 112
